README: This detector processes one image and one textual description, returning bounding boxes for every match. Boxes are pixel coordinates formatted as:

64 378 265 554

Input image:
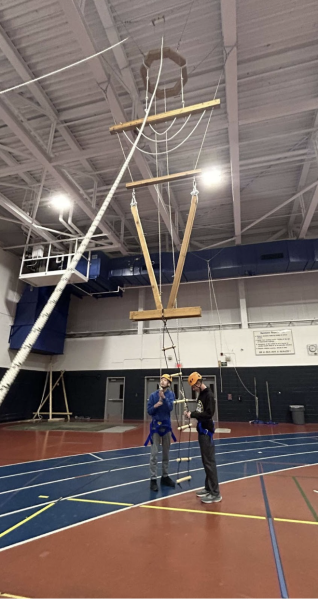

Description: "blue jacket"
147 389 175 424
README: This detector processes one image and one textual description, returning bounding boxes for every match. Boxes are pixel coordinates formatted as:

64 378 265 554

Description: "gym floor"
0 421 318 599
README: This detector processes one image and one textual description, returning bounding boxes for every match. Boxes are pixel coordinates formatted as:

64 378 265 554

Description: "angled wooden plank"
129 306 202 321
167 193 198 308
110 99 221 135
130 201 162 311
126 169 202 189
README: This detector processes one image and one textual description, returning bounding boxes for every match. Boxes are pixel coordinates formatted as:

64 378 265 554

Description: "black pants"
198 434 220 496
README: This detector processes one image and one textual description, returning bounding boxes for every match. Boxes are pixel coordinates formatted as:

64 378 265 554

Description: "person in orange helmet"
185 372 221 503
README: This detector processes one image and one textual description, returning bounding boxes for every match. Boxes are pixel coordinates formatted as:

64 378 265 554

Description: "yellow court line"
274 517 318 526
0 594 30 599
66 498 133 507
141 504 266 521
38 495 49 499
0 503 55 539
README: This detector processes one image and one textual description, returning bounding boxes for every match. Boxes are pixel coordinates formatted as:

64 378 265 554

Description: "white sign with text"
253 329 295 355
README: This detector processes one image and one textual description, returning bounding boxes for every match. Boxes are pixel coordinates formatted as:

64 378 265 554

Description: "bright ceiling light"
50 193 72 211
201 167 223 187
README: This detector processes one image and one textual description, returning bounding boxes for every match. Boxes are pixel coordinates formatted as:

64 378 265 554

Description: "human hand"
159 390 164 399
155 400 163 408
184 410 191 419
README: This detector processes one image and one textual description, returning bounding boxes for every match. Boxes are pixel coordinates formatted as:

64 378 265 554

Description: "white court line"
1 431 317 471
1 459 318 554
1 434 317 481
269 440 288 447
3 447 318 500
89 453 103 461
2 441 318 493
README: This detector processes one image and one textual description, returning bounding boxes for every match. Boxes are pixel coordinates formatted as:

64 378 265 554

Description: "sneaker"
150 479 158 492
196 488 209 497
200 493 222 504
161 476 175 488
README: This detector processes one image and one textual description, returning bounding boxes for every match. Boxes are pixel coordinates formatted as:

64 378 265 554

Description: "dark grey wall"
1 366 317 423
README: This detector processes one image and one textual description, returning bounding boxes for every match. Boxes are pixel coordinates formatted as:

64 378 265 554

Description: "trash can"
290 404 305 425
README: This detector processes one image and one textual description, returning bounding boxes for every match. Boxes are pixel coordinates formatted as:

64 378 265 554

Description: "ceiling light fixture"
50 193 72 211
201 167 223 187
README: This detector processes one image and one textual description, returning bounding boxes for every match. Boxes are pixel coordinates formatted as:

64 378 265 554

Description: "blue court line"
259 464 289 599
0 433 318 551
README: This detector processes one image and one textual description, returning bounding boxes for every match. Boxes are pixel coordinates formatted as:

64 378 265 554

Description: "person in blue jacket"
147 374 176 492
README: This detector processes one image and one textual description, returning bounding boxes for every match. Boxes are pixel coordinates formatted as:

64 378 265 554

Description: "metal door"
105 377 125 421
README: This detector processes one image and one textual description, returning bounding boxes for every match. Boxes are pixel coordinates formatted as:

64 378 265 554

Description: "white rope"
149 117 177 136
0 38 165 406
194 70 223 169
137 114 191 144
206 262 255 398
0 39 128 96
122 110 206 156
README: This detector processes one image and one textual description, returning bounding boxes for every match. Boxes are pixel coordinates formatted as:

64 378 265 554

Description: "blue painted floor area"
0 431 318 551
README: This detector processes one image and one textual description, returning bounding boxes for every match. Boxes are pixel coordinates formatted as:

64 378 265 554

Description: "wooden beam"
167 194 198 309
126 169 202 189
130 306 201 321
110 99 220 135
130 201 162 311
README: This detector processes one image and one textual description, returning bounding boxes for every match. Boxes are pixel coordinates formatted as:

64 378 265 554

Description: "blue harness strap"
197 420 214 441
144 419 177 446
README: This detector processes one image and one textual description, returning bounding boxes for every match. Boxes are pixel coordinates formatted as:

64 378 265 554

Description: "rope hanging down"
0 38 165 406
161 320 192 484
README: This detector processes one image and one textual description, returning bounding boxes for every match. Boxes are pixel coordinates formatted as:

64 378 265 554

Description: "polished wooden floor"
0 421 317 599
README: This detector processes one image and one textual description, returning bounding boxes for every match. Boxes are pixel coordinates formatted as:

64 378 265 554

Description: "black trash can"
290 404 305 425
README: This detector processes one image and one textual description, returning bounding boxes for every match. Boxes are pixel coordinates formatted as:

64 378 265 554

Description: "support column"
238 280 248 329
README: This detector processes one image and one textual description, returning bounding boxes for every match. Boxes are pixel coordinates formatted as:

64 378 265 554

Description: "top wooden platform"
109 99 221 135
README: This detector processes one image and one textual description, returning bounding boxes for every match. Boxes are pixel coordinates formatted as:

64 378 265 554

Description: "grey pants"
150 432 171 479
199 433 220 496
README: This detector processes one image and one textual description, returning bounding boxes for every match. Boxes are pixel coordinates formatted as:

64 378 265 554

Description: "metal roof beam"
298 184 318 238
0 98 127 253
0 192 57 244
58 96 318 130
221 0 241 243
58 0 181 248
288 112 318 232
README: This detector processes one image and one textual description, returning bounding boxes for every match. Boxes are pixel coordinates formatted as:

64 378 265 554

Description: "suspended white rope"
206 261 255 398
181 66 185 109
122 110 206 156
149 117 177 136
0 39 128 96
0 39 165 406
137 114 191 144
194 70 223 169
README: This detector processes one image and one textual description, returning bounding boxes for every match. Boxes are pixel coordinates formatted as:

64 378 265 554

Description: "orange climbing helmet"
161 373 172 383
188 372 202 387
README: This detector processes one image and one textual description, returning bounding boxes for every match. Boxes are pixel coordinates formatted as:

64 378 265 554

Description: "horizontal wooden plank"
126 169 202 189
129 306 202 321
110 99 220 135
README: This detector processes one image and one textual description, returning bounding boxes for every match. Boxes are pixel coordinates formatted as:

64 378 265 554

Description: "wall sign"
253 329 295 355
